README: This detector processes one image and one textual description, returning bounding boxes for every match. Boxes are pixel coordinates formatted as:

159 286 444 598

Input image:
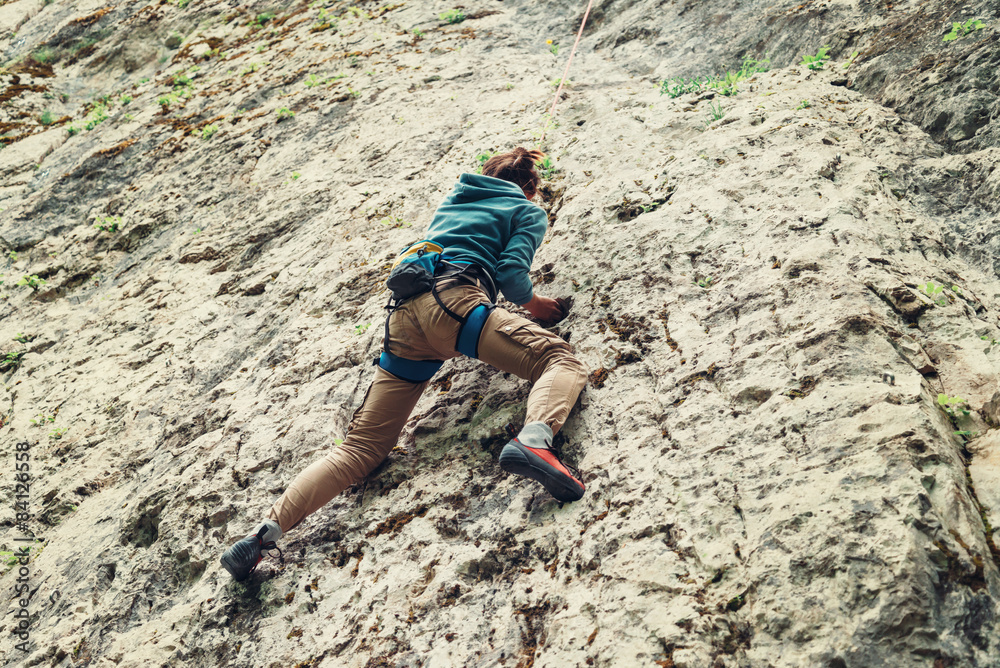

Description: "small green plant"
505 82 514 90
253 12 275 26
66 123 79 136
355 323 371 335
716 71 743 96
16 275 47 290
241 62 261 76
980 335 999 346
842 50 860 69
14 333 34 343
94 216 121 233
291 171 301 180
305 73 322 88
439 9 465 24
704 100 725 126
474 151 494 173
660 54 769 98
801 46 831 70
661 75 709 97
695 276 714 288
547 39 559 56
120 94 132 105
276 107 295 121
795 100 811 110
412 28 424 38
30 413 56 425
536 155 556 179
49 427 67 440
313 7 337 31
943 19 986 41
1 351 24 371
201 124 219 140
348 88 362 98
8 251 18 262
736 53 771 79
918 281 950 306
32 46 55 64
937 393 970 419
39 110 54 125
84 102 109 130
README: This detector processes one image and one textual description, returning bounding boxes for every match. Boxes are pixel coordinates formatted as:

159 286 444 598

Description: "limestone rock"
0 1 999 667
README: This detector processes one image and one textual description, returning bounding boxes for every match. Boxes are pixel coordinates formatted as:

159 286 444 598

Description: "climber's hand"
524 294 569 323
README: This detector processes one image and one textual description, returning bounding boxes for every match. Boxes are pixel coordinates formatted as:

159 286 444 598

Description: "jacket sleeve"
495 205 548 305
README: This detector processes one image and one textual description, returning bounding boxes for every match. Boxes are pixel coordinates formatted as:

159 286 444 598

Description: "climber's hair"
482 147 544 199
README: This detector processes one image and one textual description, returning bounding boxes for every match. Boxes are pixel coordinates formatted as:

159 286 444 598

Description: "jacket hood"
449 173 527 203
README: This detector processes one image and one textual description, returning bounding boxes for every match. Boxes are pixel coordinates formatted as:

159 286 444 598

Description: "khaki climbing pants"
267 279 588 532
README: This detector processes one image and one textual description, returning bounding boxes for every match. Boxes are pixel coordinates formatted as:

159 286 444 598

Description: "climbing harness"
376 244 498 382
539 0 595 145
376 349 443 383
457 301 494 358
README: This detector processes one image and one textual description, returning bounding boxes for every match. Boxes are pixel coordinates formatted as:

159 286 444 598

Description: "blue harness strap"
456 303 495 359
377 351 443 383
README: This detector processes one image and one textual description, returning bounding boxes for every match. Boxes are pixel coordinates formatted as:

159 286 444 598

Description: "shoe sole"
498 441 585 502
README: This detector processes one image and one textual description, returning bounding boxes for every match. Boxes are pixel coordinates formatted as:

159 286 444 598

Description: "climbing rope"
539 0 595 145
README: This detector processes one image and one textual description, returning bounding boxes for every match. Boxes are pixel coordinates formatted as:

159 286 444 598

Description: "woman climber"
221 147 588 581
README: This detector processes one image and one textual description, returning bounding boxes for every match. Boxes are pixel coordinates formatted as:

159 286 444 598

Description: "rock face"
1 1 999 667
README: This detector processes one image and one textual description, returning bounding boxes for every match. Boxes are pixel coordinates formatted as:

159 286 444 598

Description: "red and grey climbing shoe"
499 422 585 502
220 520 283 581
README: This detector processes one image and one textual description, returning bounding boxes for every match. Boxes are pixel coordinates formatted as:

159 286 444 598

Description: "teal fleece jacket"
426 173 548 305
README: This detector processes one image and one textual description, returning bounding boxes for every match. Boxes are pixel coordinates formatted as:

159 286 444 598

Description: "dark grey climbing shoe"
220 519 282 581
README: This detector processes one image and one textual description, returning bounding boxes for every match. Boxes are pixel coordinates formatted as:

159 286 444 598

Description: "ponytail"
482 147 544 199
